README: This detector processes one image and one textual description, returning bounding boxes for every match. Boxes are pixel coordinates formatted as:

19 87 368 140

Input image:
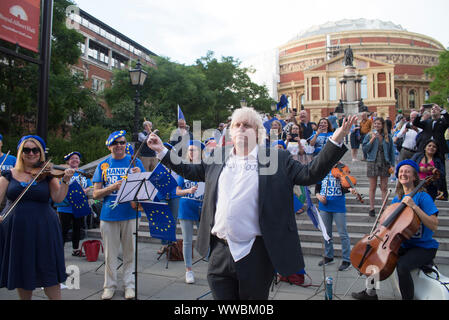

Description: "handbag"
167 239 185 261
81 240 104 262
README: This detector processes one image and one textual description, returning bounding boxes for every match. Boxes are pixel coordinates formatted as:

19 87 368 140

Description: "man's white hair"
230 107 266 145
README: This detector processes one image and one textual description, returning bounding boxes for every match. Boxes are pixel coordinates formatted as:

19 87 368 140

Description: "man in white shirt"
395 111 421 161
147 107 356 300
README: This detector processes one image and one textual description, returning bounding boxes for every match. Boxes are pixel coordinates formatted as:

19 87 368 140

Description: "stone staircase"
86 145 449 264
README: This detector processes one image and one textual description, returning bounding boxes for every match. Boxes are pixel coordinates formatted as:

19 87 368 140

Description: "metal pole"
133 88 140 144
37 0 54 145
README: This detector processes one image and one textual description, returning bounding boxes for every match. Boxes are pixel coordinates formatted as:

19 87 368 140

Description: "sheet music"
114 172 158 204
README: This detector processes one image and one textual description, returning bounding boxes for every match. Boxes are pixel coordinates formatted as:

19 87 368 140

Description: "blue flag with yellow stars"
67 180 91 218
141 202 176 242
148 163 178 199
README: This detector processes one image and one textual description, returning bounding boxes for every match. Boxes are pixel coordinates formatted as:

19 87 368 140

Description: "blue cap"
64 151 82 161
0 134 3 141
395 160 419 178
189 140 205 150
106 130 126 146
271 140 287 150
17 135 46 151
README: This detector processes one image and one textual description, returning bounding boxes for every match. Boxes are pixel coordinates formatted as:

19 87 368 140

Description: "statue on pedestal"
344 46 354 67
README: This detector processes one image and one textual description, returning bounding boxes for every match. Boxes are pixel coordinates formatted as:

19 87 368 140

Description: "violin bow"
1 159 52 222
0 150 11 169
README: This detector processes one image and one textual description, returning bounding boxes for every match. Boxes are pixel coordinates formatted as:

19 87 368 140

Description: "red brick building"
278 19 445 122
66 9 157 116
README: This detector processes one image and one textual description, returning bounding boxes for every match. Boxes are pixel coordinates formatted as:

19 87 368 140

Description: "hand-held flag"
141 202 176 242
305 186 330 242
177 105 185 121
148 163 178 198
67 180 91 218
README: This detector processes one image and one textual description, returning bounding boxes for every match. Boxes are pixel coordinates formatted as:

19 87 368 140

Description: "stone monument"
335 46 364 116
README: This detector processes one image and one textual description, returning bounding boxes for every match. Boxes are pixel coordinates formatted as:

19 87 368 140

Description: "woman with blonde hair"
0 135 75 299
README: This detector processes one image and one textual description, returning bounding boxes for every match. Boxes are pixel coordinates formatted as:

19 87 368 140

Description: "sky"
73 0 449 66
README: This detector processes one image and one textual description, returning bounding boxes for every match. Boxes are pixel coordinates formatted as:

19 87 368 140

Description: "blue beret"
271 140 287 149
17 135 46 151
395 160 419 178
106 130 126 146
125 143 134 156
64 151 82 161
189 140 205 150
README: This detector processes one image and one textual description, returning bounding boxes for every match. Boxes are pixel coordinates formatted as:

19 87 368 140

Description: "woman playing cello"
352 159 439 300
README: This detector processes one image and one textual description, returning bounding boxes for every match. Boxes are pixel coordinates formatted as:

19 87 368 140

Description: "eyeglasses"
110 140 127 146
23 147 40 154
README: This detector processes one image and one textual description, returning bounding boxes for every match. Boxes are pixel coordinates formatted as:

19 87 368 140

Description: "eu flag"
141 202 176 242
67 181 91 218
148 163 178 199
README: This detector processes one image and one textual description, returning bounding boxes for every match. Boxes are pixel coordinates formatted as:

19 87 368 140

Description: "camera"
406 123 412 129
422 103 433 109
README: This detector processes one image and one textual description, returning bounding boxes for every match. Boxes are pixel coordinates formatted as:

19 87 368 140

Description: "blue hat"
17 135 46 151
271 140 287 149
0 134 3 141
64 151 82 161
188 140 205 150
106 130 126 146
125 143 134 156
395 160 419 178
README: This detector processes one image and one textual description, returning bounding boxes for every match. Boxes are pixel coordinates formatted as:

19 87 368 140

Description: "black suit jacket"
413 112 449 156
161 141 347 276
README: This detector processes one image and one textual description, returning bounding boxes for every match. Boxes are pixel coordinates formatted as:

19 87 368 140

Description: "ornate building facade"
278 19 445 123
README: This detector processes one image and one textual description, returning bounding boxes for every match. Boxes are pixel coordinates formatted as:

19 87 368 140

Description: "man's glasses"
23 147 40 154
110 140 127 146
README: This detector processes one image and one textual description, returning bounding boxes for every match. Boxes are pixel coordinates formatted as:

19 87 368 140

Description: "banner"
0 0 41 52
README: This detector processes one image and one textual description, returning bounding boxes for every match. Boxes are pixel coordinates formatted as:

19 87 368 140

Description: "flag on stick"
304 186 330 242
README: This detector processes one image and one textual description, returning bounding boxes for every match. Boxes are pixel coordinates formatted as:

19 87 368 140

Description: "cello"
350 169 440 281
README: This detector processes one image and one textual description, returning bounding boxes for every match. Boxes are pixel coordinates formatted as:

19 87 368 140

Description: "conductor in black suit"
147 107 356 300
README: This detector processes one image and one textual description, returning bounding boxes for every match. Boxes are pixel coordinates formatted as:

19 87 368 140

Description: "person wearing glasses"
0 135 75 300
92 130 144 300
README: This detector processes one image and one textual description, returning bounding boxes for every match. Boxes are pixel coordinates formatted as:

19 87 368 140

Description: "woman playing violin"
54 151 93 257
353 160 439 300
0 135 75 300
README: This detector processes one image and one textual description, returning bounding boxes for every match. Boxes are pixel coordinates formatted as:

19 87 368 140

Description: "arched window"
425 90 431 102
361 76 368 99
300 94 305 110
409 89 416 109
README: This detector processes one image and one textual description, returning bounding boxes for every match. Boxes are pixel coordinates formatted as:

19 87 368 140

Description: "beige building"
278 19 445 123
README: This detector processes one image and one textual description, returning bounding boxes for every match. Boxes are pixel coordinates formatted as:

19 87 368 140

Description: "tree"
425 49 449 108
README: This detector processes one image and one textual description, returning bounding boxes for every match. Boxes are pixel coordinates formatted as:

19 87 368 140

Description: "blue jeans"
179 219 199 268
319 211 351 262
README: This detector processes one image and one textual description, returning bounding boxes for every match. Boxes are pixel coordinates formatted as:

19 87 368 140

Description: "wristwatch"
62 179 70 185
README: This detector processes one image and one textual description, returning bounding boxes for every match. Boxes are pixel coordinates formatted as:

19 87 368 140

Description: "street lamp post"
129 59 148 144
240 98 247 108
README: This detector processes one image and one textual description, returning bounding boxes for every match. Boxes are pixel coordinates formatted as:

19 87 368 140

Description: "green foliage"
425 49 449 108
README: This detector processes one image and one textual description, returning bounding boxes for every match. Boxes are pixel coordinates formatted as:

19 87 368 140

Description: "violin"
350 169 440 281
30 162 93 181
331 162 364 203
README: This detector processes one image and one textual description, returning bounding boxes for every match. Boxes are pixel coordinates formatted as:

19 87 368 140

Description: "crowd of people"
0 102 446 301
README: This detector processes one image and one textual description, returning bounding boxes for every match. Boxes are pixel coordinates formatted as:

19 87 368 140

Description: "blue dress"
0 170 67 290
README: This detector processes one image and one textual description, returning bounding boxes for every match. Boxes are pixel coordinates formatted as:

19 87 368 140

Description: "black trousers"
59 211 84 250
207 236 275 300
397 247 437 300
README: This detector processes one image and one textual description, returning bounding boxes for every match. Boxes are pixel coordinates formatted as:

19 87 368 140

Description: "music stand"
113 172 158 300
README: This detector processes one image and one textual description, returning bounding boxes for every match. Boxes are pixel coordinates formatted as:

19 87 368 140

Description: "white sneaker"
101 288 115 300
124 287 135 300
185 271 195 284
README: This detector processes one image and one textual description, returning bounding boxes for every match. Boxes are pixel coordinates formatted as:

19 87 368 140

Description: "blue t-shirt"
0 154 16 172
176 176 203 221
55 172 93 214
391 192 439 249
317 173 346 213
312 132 333 155
92 155 145 221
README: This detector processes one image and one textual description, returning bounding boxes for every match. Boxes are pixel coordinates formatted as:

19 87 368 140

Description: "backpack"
167 239 185 261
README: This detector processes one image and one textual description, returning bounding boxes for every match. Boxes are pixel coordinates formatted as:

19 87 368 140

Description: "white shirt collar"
230 144 259 161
